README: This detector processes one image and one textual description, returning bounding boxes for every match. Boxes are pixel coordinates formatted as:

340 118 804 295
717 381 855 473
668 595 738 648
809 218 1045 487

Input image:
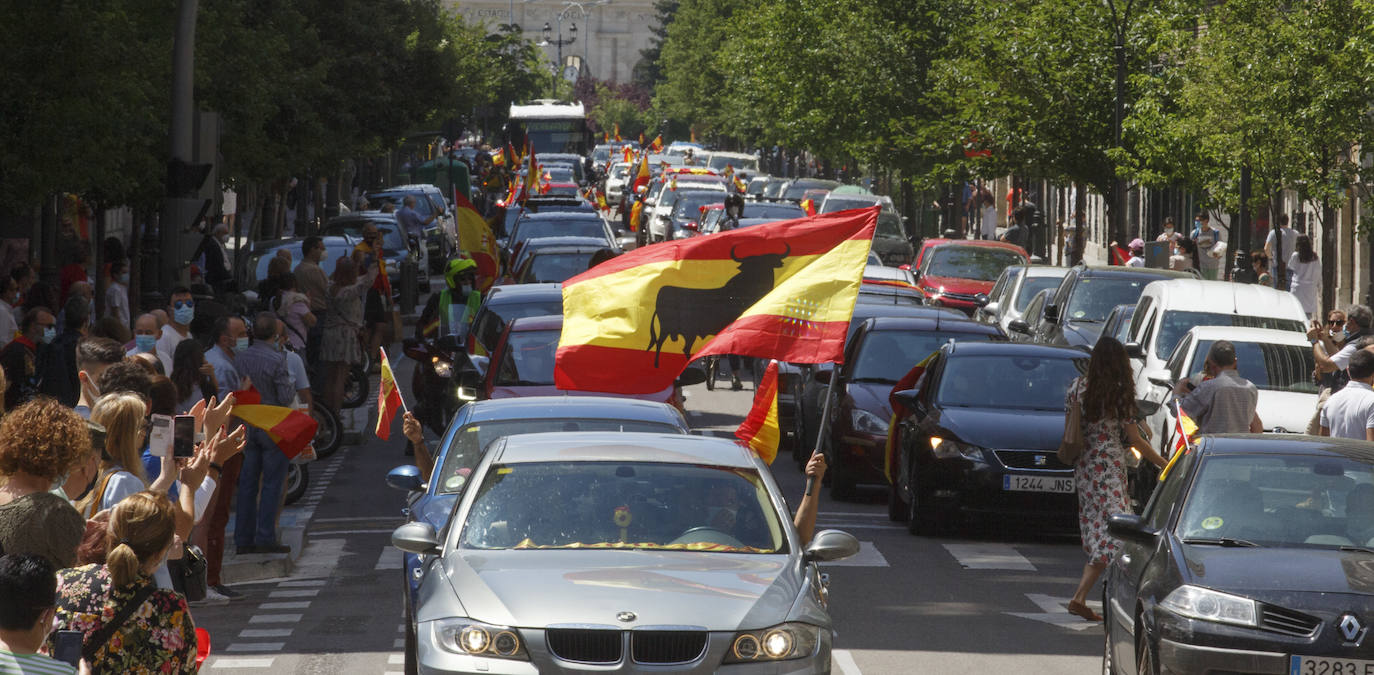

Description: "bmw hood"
445 550 804 630
1179 544 1374 595
938 407 1064 450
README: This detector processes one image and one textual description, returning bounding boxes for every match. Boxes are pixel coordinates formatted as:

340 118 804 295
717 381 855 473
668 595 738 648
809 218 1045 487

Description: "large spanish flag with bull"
555 207 878 395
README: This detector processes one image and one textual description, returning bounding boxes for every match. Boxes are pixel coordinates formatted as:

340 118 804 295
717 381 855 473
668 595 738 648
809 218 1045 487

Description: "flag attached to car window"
736 361 781 464
555 207 878 395
631 152 651 193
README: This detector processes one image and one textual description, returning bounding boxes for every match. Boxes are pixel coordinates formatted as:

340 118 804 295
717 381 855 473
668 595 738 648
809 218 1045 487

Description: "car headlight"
928 436 984 462
1160 585 1257 628
432 619 528 660
455 385 478 402
851 409 889 435
431 356 452 378
722 622 820 664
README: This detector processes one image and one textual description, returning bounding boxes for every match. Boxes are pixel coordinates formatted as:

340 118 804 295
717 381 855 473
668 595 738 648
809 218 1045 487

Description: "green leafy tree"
632 0 680 91
654 0 744 137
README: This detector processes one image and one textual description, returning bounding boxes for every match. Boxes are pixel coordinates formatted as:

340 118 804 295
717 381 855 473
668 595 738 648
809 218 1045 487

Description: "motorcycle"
403 334 488 436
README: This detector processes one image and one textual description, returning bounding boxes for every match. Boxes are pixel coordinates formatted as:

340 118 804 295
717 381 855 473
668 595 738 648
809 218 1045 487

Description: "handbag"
168 544 208 602
1057 392 1085 466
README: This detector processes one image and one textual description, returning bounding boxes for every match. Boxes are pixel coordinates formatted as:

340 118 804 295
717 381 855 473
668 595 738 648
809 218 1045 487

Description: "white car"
1124 279 1308 404
702 150 760 174
1138 325 1319 460
862 264 915 286
649 180 726 242
975 264 1069 336
604 161 631 205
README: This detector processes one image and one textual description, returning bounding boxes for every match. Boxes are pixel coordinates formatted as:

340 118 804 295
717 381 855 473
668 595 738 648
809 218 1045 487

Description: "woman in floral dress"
48 491 197 674
1065 337 1166 621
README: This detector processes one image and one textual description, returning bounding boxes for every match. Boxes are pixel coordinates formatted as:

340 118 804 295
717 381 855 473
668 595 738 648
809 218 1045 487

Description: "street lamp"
539 20 576 99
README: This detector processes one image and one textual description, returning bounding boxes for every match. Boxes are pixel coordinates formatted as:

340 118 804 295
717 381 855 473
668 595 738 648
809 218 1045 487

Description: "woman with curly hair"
0 398 90 567
1065 337 1167 621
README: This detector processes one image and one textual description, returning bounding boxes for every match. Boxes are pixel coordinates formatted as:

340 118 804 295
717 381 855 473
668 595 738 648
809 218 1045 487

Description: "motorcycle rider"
418 257 482 342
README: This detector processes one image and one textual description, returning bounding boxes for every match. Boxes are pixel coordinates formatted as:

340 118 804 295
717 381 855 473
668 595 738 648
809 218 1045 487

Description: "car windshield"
876 213 904 238
543 185 581 198
366 193 432 217
320 221 405 253
821 198 877 214
708 156 758 172
763 181 787 199
746 203 804 220
1016 277 1065 312
542 166 576 183
523 252 597 283
1176 453 1374 548
474 299 563 349
461 461 786 553
671 192 725 220
852 330 993 383
783 182 837 200
1185 340 1319 393
938 355 1085 410
925 247 1025 282
494 329 560 386
1065 278 1148 323
436 420 683 495
1156 311 1307 359
514 220 604 247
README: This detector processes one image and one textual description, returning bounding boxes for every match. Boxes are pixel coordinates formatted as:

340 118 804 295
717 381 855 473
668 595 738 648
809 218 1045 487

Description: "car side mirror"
677 361 708 387
1042 304 1060 323
1125 342 1145 359
1008 319 1030 335
386 465 426 493
402 337 428 361
803 529 861 563
1106 513 1159 546
982 301 1000 316
1146 369 1174 388
437 334 463 353
892 388 920 411
973 293 990 307
391 522 441 555
460 355 490 388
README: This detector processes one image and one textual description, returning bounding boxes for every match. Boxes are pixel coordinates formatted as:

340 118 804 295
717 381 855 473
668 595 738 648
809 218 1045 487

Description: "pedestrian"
38 295 90 407
0 554 79 675
104 259 130 327
1250 251 1271 286
231 313 296 555
275 319 313 409
1000 208 1029 250
319 258 375 418
1307 305 1370 434
275 274 314 352
1318 349 1374 441
1264 214 1299 287
1288 234 1321 320
352 225 392 370
0 309 54 410
1172 340 1263 434
0 278 19 351
198 320 244 603
1156 216 1180 243
127 313 158 359
295 236 330 364
49 491 199 674
1189 211 1226 280
979 189 997 240
170 340 215 414
82 392 168 517
395 196 437 246
72 337 125 419
190 222 233 293
205 316 246 400
1169 238 1197 274
1125 238 1145 267
0 399 90 568
155 287 195 376
1064 337 1167 621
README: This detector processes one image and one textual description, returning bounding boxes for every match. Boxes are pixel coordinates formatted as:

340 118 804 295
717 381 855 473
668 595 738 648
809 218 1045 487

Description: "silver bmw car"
391 431 859 674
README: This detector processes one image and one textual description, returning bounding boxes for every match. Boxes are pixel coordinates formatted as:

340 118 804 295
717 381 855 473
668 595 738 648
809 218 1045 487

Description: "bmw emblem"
1340 614 1367 645
1034 455 1047 466
617 611 637 623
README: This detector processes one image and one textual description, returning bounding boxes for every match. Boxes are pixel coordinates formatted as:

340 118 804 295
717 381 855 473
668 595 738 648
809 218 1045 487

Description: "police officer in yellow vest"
418 257 482 341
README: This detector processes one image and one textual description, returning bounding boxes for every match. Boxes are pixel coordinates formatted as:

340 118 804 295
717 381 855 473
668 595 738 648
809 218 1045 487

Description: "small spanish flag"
650 135 664 152
734 175 748 192
596 190 609 210
631 152 652 192
376 348 404 440
735 361 781 464
623 146 634 163
603 131 610 143
629 199 643 231
613 123 622 142
234 403 318 460
801 198 817 216
1160 403 1198 481
491 147 505 167
638 132 645 146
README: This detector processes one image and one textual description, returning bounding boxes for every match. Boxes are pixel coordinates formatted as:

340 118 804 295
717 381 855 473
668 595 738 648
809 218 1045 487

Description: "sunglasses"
1329 317 1345 324
174 300 194 310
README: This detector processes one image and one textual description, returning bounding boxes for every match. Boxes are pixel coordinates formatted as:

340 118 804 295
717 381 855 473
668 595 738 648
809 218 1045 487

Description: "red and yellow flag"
622 146 634 163
631 152 652 193
650 135 664 152
234 404 318 460
613 123 622 143
491 147 505 167
690 128 696 144
453 191 499 291
376 348 403 440
735 360 781 464
1160 403 1198 481
603 131 610 143
629 199 643 231
555 207 878 395
800 198 817 216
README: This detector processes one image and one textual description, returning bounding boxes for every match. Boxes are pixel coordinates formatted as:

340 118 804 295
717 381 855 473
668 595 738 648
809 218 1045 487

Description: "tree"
653 0 744 137
632 0 679 91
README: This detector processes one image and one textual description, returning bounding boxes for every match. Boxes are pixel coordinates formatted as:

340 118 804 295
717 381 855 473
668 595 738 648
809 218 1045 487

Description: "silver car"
392 432 859 674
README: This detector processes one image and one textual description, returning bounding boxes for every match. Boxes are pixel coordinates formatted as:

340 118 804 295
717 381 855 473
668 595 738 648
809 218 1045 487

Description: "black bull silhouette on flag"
646 243 791 367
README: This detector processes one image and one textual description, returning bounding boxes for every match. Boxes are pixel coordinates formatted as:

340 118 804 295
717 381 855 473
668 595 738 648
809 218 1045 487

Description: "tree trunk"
1322 193 1335 316
1071 187 1086 267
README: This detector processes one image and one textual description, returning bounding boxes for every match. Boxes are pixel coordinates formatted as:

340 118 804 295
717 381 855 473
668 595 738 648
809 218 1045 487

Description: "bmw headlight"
432 619 528 660
722 622 820 663
1160 585 1257 628
928 436 985 462
431 356 452 378
851 409 890 435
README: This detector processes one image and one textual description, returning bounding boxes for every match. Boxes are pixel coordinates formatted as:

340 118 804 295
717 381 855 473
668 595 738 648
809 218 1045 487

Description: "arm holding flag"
793 452 827 548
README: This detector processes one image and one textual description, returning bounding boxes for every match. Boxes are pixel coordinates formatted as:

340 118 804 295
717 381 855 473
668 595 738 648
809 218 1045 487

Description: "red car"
912 239 1028 314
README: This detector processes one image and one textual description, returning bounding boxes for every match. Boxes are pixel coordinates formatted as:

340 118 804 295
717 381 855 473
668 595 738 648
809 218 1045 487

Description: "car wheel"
888 480 909 522
828 442 856 501
284 463 308 505
704 357 716 391
1136 612 1159 675
309 402 341 459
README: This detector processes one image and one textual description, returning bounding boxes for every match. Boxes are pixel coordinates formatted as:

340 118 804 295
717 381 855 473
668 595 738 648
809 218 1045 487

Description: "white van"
1124 279 1308 402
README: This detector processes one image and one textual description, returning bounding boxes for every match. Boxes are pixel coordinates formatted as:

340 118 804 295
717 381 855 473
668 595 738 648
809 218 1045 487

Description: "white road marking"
259 601 311 610
239 629 292 638
833 649 864 675
942 543 1036 570
248 614 302 624
388 654 405 664
225 642 284 652
375 548 404 570
397 624 406 633
278 579 327 587
211 657 276 668
1004 594 1102 632
268 589 319 598
819 541 889 567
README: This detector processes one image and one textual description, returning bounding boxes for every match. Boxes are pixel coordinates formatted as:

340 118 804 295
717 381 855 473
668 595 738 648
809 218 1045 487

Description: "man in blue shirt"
395 195 437 244
232 313 297 555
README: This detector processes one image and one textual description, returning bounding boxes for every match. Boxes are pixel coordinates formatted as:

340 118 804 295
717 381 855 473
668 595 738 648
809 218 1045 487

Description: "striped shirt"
0 650 76 675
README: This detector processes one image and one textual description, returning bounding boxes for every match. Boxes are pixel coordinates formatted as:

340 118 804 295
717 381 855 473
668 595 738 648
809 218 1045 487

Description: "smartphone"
149 414 172 458
53 629 82 667
173 414 196 459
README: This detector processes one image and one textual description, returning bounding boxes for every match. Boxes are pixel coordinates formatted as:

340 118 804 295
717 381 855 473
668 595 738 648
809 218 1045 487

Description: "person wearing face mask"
1155 216 1180 243
204 316 246 401
0 554 79 675
104 259 131 327
0 309 55 410
155 288 194 375
0 278 18 350
0 398 90 568
127 313 159 359
39 296 91 407
56 422 106 507
417 257 480 343
71 337 125 420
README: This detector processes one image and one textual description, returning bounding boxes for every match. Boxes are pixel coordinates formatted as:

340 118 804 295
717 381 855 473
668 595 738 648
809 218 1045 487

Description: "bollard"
400 259 418 316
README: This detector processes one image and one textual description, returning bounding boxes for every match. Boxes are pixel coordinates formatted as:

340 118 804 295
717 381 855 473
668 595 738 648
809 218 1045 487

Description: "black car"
857 282 925 307
890 342 1088 534
823 315 1003 499
511 241 617 284
464 283 564 357
501 212 614 263
1033 265 1190 348
1104 435 1374 674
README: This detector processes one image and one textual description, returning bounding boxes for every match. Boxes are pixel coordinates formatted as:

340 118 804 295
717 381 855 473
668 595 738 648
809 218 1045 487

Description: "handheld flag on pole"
1159 400 1197 481
650 135 664 152
631 152 652 193
376 347 406 440
555 207 879 395
233 400 318 460
735 361 781 464
613 123 621 143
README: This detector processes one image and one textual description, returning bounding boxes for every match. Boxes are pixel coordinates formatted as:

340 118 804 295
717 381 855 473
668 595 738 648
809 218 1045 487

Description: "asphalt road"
190 362 1106 674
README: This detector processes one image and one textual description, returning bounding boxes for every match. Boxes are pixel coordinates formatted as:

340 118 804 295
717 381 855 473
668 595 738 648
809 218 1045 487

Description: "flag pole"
380 346 408 413
807 362 840 496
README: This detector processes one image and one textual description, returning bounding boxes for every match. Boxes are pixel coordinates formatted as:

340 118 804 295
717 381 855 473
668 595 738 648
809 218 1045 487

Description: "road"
191 364 1105 674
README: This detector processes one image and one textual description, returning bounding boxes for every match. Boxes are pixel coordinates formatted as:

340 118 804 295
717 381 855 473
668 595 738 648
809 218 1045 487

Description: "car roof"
492 431 760 468
867 316 1004 334
1140 279 1306 316
1182 325 1312 345
248 235 354 252
327 212 398 224
508 314 563 331
853 303 961 321
1202 434 1374 464
518 210 603 221
1022 265 1070 278
1076 265 1192 280
485 283 562 303
520 236 611 249
947 341 1087 358
461 396 687 427
863 265 913 283
924 239 1028 254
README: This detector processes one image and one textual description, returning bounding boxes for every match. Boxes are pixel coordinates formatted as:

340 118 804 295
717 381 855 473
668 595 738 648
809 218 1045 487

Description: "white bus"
507 100 589 156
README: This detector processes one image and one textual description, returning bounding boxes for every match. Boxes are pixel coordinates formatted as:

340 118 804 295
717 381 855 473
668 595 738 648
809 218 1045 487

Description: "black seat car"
1032 265 1191 348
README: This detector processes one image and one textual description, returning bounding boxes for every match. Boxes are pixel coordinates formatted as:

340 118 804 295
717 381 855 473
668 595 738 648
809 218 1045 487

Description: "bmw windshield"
460 462 786 553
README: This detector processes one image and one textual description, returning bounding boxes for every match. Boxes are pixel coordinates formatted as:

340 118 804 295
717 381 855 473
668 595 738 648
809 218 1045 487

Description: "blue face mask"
116 273 130 285
1344 328 1352 341
173 303 195 325
134 334 156 353
40 326 55 344
235 336 250 352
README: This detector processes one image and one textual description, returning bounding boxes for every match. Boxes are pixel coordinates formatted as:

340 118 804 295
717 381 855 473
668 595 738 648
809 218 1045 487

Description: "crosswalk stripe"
819 541 889 568
212 657 276 668
375 548 404 570
942 543 1035 570
225 643 284 652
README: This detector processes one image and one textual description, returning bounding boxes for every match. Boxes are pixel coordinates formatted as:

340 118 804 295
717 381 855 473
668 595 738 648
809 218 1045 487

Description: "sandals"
1067 600 1103 622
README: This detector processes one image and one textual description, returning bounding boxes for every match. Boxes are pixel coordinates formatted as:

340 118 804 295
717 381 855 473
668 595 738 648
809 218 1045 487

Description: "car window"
248 243 350 286
513 220 607 247
474 300 563 351
1016 277 1065 312
435 420 682 494
460 462 786 553
1175 453 1374 548
1187 340 1319 393
1129 296 1154 343
925 247 1025 282
987 270 1013 304
1165 335 1193 377
937 355 1085 410
522 252 597 284
850 330 993 383
494 329 560 386
821 198 877 214
670 192 725 220
1065 278 1149 324
1143 449 1196 530
1110 307 1136 343
366 193 432 217
1155 311 1307 360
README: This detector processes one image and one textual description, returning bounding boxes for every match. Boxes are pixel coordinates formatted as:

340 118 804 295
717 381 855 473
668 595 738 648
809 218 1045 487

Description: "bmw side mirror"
803 529 860 563
1125 342 1145 359
1008 319 1030 335
386 465 425 493
1042 304 1060 323
973 293 990 307
391 522 441 555
1106 513 1159 545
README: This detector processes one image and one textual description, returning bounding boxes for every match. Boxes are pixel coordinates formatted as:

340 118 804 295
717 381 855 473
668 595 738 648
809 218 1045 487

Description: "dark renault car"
1033 265 1190 348
824 316 1003 500
1105 435 1374 674
890 342 1087 534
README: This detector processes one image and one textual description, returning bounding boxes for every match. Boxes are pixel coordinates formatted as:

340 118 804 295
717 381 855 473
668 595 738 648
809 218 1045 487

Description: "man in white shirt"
1320 348 1374 441
156 286 195 374
1263 214 1299 284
